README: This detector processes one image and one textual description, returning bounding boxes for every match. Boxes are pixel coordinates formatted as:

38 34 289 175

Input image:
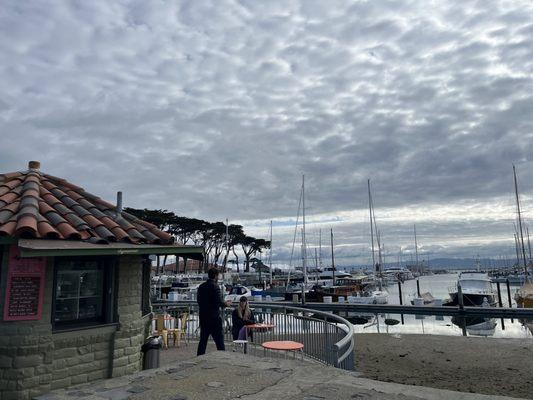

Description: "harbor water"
346 273 533 339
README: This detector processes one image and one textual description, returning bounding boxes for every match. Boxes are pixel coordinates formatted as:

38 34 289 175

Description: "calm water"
349 273 533 339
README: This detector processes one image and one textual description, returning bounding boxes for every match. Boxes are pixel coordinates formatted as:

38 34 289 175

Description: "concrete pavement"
36 350 526 400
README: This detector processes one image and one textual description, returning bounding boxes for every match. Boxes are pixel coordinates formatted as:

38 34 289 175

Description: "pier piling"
457 284 464 310
398 281 404 324
496 281 505 330
506 279 514 322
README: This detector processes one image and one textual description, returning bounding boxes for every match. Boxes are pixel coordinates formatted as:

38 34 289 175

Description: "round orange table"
245 323 275 341
261 340 304 359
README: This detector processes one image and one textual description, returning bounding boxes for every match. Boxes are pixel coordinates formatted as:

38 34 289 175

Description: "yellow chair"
153 314 179 349
175 313 189 347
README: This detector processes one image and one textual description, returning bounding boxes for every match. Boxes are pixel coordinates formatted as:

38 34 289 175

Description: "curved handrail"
153 300 356 370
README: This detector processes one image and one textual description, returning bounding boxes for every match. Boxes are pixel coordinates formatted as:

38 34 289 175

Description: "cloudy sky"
2 0 533 266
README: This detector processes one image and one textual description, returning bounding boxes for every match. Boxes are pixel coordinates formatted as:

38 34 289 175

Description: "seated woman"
232 296 255 340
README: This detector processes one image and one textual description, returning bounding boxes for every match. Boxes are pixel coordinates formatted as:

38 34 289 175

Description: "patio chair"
153 314 179 349
175 312 189 347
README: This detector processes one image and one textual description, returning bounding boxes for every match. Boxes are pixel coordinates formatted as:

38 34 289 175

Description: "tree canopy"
124 207 270 272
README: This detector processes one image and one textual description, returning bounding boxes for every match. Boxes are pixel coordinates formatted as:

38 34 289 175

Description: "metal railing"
152 300 355 370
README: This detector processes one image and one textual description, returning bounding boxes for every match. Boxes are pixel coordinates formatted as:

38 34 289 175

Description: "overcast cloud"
2 0 533 266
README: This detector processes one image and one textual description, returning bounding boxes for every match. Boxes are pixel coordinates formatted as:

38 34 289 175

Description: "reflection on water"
340 273 533 339
451 316 497 337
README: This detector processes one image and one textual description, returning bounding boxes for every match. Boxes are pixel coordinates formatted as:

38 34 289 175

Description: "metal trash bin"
141 336 162 370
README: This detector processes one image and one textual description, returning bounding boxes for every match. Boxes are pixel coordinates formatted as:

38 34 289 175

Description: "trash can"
141 336 162 370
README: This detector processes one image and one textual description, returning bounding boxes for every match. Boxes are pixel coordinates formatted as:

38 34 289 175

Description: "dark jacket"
197 279 226 324
231 307 255 340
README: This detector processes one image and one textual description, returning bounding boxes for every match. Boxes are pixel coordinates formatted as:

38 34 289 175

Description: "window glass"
54 260 104 324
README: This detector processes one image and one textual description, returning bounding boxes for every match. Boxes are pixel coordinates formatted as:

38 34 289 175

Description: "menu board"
3 245 46 321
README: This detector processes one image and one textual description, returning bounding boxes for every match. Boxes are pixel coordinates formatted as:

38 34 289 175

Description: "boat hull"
447 292 496 307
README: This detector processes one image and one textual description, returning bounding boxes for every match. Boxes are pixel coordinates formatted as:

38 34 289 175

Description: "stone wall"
0 248 150 400
110 256 149 378
0 246 55 400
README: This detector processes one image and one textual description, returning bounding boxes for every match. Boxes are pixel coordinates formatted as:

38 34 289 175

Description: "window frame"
51 256 117 331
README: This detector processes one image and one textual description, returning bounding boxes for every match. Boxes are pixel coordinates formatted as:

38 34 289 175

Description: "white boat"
383 267 415 282
347 290 389 304
448 272 496 306
317 267 352 280
225 285 254 302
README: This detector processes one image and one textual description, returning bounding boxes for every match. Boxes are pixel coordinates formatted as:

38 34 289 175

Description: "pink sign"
3 245 46 321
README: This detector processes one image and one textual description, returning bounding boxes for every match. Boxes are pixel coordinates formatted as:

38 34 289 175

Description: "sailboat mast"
319 229 322 269
314 248 319 282
513 165 528 276
330 228 335 285
302 175 307 285
368 179 382 290
414 224 420 274
269 220 273 286
368 179 376 271
527 227 532 264
514 232 521 268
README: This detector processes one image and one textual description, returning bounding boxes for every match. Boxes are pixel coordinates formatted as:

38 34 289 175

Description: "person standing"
196 268 231 356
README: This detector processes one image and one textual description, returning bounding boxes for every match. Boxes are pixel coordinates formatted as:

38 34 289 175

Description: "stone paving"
36 348 526 400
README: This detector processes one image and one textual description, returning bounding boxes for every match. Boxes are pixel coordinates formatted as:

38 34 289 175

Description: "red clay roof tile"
37 220 61 240
0 220 16 236
2 201 20 213
0 210 13 224
16 215 38 236
0 162 175 245
2 178 22 190
42 192 61 206
0 192 19 204
82 214 103 228
55 222 82 240
39 201 56 215
2 172 23 180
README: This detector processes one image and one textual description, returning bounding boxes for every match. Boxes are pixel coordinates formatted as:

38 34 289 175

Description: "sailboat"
363 179 389 304
512 165 533 308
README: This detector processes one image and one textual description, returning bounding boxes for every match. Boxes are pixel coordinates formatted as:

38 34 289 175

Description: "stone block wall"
50 327 116 390
0 248 150 400
0 247 54 400
110 256 148 378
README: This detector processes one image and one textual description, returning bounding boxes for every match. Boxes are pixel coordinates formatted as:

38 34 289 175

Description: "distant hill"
346 257 516 271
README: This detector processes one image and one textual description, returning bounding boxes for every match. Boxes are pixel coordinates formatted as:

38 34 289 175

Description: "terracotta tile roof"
0 161 174 244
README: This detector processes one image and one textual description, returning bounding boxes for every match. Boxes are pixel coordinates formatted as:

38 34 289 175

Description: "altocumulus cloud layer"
1 0 533 265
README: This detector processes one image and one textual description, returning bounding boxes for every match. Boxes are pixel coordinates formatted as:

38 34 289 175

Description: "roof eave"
14 238 204 259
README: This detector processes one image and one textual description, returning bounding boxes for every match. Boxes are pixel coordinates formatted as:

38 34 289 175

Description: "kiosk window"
53 258 115 329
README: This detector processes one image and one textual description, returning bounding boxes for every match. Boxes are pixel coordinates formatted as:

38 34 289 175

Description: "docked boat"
383 266 415 282
348 290 389 304
225 284 255 302
317 267 352 280
451 316 497 337
410 292 435 306
515 281 533 308
447 272 496 306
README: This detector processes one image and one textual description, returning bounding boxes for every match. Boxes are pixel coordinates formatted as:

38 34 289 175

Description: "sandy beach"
354 333 533 399
161 333 533 399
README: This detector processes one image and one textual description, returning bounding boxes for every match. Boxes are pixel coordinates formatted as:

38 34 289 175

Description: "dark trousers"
197 318 225 356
